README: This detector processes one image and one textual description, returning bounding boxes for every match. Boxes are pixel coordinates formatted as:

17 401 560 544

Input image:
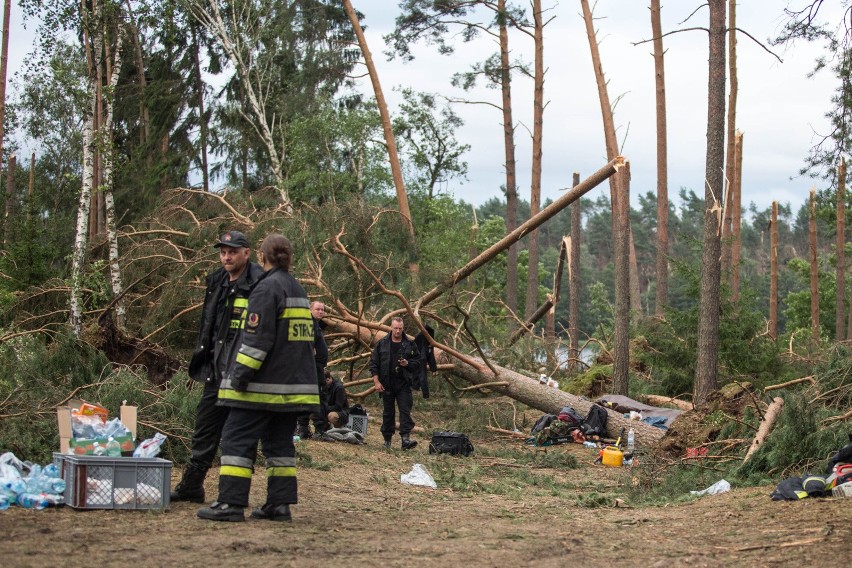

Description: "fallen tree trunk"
743 396 784 463
643 394 693 411
326 306 665 446
438 350 665 446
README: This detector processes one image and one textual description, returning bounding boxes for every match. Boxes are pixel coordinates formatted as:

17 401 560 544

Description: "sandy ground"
1 425 850 568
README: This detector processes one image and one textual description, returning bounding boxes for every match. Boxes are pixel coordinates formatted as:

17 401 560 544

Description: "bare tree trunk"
0 0 11 238
191 24 210 192
694 0 726 405
524 0 545 318
629 225 641 314
810 188 820 340
580 0 630 394
71 3 100 337
731 131 744 302
570 172 581 371
770 201 778 339
837 158 847 339
651 0 669 315
103 26 125 327
499 0 519 323
612 162 631 395
341 0 416 271
3 152 13 245
721 0 738 272
416 157 623 310
27 152 34 209
123 0 150 164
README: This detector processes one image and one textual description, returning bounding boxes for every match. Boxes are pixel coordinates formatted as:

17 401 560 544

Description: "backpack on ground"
557 406 584 429
580 404 608 438
429 431 475 456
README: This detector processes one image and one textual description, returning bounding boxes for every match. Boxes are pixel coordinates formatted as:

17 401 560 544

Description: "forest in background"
0 1 849 478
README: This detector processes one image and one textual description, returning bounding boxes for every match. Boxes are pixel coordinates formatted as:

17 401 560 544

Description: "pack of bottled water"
0 452 65 510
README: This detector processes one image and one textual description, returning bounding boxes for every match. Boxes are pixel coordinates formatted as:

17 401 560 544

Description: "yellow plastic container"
601 446 624 467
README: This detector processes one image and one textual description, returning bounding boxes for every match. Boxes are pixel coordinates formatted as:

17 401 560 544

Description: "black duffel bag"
429 431 475 456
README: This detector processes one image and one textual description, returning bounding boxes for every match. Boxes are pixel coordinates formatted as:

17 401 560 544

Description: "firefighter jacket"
187 262 264 384
218 268 320 414
369 333 421 388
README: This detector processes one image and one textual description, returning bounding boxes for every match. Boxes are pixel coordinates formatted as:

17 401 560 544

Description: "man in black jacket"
322 370 350 428
172 231 264 503
296 301 329 438
370 317 421 450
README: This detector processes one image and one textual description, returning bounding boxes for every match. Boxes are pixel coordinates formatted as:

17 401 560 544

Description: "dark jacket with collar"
187 262 264 385
369 333 421 388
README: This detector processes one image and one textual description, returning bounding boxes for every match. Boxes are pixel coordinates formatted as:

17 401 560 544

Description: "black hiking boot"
401 436 418 450
171 467 206 503
383 436 393 449
250 503 292 522
197 501 245 522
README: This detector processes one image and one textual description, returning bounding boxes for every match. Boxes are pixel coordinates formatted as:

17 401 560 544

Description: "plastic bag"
690 479 731 496
400 463 437 489
132 432 167 458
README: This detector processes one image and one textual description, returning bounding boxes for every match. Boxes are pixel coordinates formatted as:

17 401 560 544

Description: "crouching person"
197 234 319 523
323 370 350 429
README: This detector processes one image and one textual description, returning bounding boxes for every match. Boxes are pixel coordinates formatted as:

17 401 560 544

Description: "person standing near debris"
197 234 319 522
172 230 263 503
296 301 329 438
370 317 421 450
413 324 437 399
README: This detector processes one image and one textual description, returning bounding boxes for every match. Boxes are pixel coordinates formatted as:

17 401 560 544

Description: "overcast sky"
350 1 844 214
6 1 845 215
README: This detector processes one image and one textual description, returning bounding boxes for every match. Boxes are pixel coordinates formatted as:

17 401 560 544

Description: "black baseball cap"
213 230 250 249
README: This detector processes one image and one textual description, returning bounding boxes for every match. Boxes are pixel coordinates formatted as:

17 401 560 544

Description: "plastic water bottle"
93 442 107 456
293 435 301 443
16 492 48 510
0 494 9 510
583 441 597 449
627 428 635 452
105 437 122 457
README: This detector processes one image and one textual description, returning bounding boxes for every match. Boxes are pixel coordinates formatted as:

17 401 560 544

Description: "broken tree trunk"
770 201 778 339
415 157 623 311
837 158 846 340
743 396 784 462
324 316 665 446
569 173 581 371
643 394 693 411
809 188 819 341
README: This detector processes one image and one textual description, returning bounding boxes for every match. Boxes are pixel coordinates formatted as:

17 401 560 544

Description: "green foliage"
784 256 836 339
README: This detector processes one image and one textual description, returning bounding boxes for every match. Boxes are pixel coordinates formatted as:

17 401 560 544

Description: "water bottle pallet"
53 453 172 510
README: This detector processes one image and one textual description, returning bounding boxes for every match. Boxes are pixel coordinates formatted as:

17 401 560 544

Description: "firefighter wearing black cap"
197 233 319 523
171 230 263 503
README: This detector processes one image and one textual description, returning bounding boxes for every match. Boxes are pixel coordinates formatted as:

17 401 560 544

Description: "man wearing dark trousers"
171 231 263 503
370 317 421 450
296 301 329 438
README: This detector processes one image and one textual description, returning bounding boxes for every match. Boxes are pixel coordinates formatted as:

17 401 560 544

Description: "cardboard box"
57 399 137 455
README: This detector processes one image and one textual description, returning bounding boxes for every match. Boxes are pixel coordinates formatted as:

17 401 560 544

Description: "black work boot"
197 501 245 522
401 435 418 450
383 436 393 449
171 467 206 503
250 503 292 522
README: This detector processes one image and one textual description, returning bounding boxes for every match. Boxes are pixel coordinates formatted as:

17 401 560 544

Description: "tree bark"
191 24 210 193
731 131 744 302
3 152 14 245
629 225 641 314
0 0 11 239
342 0 417 273
570 172 581 371
743 396 784 462
770 201 778 339
71 2 100 337
721 0 738 272
123 0 150 162
524 0 545 319
694 0 726 405
837 158 847 339
810 188 820 340
103 25 125 327
416 157 623 310
651 0 669 316
499 0 519 324
580 0 630 395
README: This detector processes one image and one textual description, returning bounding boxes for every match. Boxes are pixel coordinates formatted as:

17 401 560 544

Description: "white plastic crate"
54 452 171 510
347 413 369 436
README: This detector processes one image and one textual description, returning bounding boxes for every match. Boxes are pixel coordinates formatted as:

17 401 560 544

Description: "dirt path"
1 430 849 567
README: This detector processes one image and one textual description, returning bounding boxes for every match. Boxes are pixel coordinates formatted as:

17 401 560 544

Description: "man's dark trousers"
380 377 414 439
187 381 230 474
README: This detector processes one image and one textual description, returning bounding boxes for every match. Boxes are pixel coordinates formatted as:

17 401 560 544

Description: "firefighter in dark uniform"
172 230 263 503
296 301 329 438
197 234 319 523
370 317 421 450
